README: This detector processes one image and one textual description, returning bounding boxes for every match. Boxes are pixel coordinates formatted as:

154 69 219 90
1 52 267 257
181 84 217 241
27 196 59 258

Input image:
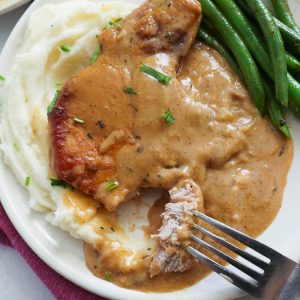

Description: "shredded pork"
150 179 203 276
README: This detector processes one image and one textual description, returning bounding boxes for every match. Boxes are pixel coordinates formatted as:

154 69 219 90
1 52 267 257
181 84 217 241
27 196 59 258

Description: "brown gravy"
82 43 293 292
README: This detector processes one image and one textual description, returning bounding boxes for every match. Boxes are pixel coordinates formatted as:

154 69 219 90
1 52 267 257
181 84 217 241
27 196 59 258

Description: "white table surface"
0 3 256 300
0 4 54 300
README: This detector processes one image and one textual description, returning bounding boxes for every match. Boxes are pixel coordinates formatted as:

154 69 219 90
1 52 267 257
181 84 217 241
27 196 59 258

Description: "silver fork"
185 210 300 300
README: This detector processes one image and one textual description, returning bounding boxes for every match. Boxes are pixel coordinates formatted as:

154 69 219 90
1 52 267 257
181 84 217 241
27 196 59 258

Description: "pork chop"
150 179 203 276
48 0 202 211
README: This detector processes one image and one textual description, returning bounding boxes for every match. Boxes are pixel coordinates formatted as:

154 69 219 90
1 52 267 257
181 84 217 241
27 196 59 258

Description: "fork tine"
192 210 279 259
193 224 269 269
185 245 259 296
191 234 263 280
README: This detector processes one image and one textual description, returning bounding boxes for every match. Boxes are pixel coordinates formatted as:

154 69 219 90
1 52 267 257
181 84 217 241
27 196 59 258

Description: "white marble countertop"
0 4 54 300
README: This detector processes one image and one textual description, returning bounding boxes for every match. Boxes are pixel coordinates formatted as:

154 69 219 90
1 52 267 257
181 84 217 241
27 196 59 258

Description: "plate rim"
0 0 299 299
0 0 30 16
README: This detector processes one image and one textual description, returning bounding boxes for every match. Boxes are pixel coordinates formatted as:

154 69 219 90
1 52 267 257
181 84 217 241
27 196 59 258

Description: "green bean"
199 0 265 115
271 0 300 35
215 0 288 103
214 0 270 73
294 72 300 82
235 0 300 56
245 0 288 107
288 73 300 118
202 18 220 38
197 27 243 79
243 16 300 73
286 52 300 73
248 20 300 73
215 1 300 77
275 20 300 57
214 0 300 118
263 79 291 138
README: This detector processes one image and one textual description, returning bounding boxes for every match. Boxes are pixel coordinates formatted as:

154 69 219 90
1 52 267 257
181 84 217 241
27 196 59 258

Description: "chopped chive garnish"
90 44 101 64
105 181 118 191
113 17 123 23
123 86 137 94
47 90 60 114
140 64 172 85
13 143 20 151
74 117 85 124
60 45 71 53
104 18 123 29
25 176 30 187
104 271 112 282
50 178 68 188
162 110 175 125
55 82 63 89
0 75 5 81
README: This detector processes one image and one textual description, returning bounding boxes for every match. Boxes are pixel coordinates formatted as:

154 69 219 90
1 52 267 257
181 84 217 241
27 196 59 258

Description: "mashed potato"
0 0 155 267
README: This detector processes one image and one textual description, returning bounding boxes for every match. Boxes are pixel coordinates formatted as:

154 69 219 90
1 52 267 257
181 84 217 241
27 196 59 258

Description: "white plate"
0 0 299 299
0 0 30 16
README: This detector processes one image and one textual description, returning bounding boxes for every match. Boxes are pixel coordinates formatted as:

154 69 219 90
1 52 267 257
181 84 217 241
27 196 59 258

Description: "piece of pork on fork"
48 0 202 211
150 179 204 276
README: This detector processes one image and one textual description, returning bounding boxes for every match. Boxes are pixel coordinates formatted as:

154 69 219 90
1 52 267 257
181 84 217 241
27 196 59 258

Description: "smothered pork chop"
1 0 293 293
47 0 293 290
48 0 202 211
46 0 293 289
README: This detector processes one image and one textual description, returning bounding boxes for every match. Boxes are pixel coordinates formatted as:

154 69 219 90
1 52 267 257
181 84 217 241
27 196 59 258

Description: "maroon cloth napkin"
0 203 107 300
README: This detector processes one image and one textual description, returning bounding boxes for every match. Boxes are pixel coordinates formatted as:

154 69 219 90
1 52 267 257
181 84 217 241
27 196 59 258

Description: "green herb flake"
104 271 112 282
140 64 172 85
60 45 71 53
105 181 119 191
0 75 5 82
90 44 101 64
13 143 20 151
47 90 60 114
162 110 175 125
74 117 85 124
104 18 123 30
55 82 63 89
50 178 68 188
123 86 137 94
24 176 30 187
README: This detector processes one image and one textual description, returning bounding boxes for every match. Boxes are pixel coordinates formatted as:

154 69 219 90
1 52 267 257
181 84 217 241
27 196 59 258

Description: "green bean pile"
198 0 300 138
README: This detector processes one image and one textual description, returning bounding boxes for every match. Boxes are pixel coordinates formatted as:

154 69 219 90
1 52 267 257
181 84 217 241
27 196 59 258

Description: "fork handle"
274 265 300 300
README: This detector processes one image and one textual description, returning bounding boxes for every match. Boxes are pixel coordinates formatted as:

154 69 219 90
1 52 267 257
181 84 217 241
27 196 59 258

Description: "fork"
185 210 300 300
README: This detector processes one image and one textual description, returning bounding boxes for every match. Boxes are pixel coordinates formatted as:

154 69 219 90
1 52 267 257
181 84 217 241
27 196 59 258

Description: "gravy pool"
82 43 293 291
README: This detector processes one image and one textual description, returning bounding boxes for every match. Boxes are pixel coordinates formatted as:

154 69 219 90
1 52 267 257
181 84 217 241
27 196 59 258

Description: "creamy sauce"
83 43 293 291
84 195 210 292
